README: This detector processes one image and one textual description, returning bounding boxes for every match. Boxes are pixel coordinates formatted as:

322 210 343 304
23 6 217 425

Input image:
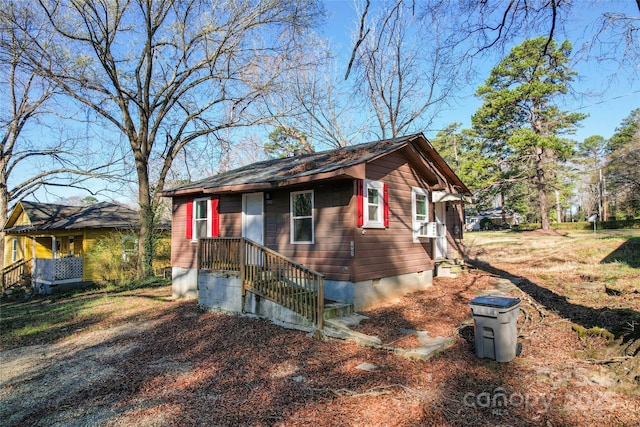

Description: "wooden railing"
199 237 243 271
198 238 325 329
1 258 31 294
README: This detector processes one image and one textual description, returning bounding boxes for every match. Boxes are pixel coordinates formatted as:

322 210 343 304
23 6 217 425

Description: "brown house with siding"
161 133 470 317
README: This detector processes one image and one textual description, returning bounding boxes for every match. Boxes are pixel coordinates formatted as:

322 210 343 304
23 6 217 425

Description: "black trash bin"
469 295 521 362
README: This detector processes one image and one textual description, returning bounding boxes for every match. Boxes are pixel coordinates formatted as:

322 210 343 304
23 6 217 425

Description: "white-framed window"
193 197 211 240
364 180 385 228
412 187 430 242
122 235 137 261
12 238 18 262
290 190 314 244
54 238 62 259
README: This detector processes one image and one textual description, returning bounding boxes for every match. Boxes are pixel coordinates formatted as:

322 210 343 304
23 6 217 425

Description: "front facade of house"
2 201 170 294
163 134 470 311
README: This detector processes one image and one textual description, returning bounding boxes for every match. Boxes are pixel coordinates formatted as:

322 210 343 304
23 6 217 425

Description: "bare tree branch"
345 0 370 80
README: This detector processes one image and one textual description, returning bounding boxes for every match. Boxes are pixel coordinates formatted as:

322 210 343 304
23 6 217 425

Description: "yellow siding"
15 209 31 226
3 236 29 267
34 237 53 259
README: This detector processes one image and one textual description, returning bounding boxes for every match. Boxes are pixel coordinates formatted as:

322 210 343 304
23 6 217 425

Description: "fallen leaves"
2 267 640 426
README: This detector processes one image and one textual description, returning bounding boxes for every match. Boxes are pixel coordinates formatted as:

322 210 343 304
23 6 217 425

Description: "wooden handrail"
1 258 31 294
198 238 324 329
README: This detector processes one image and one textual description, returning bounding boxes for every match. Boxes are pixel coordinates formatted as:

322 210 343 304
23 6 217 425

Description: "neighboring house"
160 133 471 327
2 201 170 294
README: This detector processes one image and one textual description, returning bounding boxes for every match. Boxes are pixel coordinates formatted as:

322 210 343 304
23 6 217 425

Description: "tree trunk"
534 146 551 230
500 191 506 227
0 170 7 267
135 155 154 280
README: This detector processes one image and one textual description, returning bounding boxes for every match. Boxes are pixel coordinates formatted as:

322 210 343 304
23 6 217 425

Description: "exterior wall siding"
171 195 198 270
220 194 242 237
171 194 243 270
3 236 27 266
265 181 354 282
353 151 435 282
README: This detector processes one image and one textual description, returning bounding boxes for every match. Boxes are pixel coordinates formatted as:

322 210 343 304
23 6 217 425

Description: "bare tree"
438 0 640 78
18 0 323 278
258 39 367 150
346 1 640 96
349 0 466 140
587 6 640 79
0 1 120 264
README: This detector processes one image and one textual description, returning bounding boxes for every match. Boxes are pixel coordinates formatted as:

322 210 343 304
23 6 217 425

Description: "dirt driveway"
2 269 639 426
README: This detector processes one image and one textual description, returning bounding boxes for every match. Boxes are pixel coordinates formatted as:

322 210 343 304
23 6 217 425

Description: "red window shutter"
383 183 389 228
211 196 220 237
185 200 193 240
356 179 364 226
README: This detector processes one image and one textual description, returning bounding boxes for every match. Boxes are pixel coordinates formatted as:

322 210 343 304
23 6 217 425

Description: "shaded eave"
164 163 366 196
409 136 471 194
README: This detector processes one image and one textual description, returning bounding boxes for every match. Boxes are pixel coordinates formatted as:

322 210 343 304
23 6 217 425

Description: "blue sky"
321 0 640 142
19 0 639 204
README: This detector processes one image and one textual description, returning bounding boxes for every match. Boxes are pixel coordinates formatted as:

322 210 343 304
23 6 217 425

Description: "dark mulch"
4 271 640 426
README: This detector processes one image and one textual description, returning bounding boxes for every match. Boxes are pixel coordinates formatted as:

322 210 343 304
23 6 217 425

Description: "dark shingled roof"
42 202 140 230
4 201 169 233
161 134 419 195
19 201 84 226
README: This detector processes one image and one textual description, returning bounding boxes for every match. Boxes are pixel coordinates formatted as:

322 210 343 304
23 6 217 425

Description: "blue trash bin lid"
469 295 520 308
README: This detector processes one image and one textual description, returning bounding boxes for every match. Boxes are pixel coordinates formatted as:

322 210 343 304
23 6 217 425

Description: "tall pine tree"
472 37 586 229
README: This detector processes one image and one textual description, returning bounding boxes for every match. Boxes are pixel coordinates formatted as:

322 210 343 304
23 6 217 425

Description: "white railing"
33 257 83 283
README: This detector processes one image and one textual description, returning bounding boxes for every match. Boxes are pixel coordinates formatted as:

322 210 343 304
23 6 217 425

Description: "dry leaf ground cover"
1 230 639 426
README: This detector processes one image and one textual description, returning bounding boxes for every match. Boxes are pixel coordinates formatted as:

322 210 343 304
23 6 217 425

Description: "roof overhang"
162 164 365 197
432 190 473 204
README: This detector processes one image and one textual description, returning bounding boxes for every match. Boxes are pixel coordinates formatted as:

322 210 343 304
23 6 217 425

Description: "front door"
242 192 264 245
435 202 447 259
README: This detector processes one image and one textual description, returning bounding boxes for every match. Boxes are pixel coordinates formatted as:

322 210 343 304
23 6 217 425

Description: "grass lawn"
1 278 172 349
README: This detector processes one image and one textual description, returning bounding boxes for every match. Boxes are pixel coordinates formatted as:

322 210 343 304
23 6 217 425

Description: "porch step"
322 315 456 360
323 301 354 320
435 260 466 278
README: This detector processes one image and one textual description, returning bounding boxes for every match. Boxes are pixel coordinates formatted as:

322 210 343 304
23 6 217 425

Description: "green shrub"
85 233 138 285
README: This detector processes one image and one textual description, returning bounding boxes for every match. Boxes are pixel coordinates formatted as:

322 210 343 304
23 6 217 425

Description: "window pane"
293 218 312 242
291 191 314 243
293 193 312 216
368 188 379 204
195 200 207 219
416 194 426 221
195 219 207 238
368 204 379 221
368 188 380 221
